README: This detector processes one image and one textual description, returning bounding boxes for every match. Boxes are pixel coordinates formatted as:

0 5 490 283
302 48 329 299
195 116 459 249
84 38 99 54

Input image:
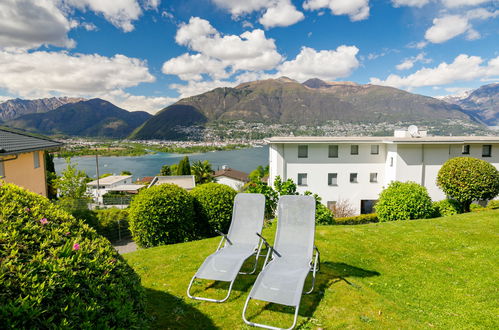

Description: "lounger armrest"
215 229 233 245
256 233 281 258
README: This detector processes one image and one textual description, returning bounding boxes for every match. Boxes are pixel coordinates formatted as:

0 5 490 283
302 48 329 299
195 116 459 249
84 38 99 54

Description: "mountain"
7 98 151 138
0 97 85 121
132 77 472 139
441 83 499 126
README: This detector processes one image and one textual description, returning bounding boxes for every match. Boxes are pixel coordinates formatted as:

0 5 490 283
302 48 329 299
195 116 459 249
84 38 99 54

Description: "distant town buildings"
266 128 499 215
0 128 62 196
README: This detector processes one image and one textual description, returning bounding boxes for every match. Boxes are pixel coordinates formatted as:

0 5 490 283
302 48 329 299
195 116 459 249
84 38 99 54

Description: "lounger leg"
304 249 320 295
242 296 300 330
187 275 235 303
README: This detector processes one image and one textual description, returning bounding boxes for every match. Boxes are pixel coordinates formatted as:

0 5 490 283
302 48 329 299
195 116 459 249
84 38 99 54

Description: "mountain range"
7 99 151 138
1 79 497 139
131 77 473 139
0 97 85 121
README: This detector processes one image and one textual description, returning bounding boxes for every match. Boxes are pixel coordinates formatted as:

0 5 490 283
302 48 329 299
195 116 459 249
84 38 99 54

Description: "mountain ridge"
0 97 85 121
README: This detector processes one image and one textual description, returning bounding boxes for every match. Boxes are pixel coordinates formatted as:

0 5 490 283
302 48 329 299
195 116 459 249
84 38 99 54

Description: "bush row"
71 208 130 242
334 213 379 225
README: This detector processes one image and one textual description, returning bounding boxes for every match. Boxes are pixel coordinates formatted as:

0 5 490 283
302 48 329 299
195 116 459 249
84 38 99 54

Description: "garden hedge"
128 183 197 247
0 183 146 328
190 183 237 234
432 199 462 217
375 181 434 222
335 213 378 225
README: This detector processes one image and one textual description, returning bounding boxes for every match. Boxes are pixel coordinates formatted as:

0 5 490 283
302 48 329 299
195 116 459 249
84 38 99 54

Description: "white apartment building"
87 175 133 203
266 129 499 215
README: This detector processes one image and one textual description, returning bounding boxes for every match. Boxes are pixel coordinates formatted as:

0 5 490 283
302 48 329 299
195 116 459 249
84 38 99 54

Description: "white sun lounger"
242 195 320 330
187 193 266 303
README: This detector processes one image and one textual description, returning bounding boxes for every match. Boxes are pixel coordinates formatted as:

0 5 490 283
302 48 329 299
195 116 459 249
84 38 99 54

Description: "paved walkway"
113 238 138 254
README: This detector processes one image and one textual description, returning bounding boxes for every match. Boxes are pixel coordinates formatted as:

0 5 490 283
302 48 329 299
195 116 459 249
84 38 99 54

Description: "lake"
54 146 269 179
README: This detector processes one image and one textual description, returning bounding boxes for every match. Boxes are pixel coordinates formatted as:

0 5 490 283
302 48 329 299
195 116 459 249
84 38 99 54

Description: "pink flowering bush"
0 183 146 328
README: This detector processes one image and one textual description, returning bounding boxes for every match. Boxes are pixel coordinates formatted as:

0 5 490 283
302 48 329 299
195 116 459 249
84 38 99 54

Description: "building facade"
0 128 62 196
214 167 249 191
87 175 133 203
266 130 499 215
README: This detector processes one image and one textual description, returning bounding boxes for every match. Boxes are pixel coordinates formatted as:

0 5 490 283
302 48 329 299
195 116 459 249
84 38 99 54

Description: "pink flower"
65 232 70 236
40 218 48 225
25 208 30 212
73 243 80 251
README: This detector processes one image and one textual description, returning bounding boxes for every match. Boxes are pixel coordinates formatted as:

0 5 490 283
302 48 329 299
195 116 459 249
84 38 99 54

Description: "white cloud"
170 79 239 99
396 53 431 70
61 0 142 32
424 9 498 43
101 89 175 114
211 0 271 16
142 0 161 10
441 0 491 8
370 54 499 89
391 0 430 7
425 15 470 43
162 53 228 81
303 0 370 21
277 45 360 81
0 0 75 50
174 17 282 72
0 50 154 98
259 1 304 28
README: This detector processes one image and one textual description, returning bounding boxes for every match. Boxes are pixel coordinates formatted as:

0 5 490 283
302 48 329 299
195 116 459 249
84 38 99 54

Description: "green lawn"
124 211 499 329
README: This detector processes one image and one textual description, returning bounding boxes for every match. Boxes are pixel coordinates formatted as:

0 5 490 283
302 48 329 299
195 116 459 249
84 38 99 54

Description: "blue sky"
0 0 497 113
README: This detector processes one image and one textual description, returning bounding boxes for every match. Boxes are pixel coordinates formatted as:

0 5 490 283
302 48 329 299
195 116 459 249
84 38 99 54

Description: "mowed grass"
124 210 499 329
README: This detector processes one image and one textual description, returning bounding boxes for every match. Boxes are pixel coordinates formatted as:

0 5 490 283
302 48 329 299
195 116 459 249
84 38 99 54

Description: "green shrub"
470 203 485 211
0 183 146 328
432 199 463 217
191 183 237 234
375 181 434 222
437 157 499 212
128 183 197 247
315 202 334 225
335 213 379 225
487 200 499 209
95 208 130 241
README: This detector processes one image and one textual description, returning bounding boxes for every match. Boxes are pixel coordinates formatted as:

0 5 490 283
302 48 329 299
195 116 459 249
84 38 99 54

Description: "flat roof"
107 184 145 191
87 175 132 186
148 175 196 190
264 136 499 144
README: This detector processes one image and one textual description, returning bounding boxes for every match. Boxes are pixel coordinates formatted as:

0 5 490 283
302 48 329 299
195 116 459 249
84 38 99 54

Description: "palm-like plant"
191 160 214 184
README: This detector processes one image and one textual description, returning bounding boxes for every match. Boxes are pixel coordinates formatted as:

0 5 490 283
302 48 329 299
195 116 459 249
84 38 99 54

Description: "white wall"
216 176 245 191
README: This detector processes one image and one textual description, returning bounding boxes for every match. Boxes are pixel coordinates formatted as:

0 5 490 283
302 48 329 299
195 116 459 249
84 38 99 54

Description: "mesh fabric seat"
242 195 320 329
187 193 265 302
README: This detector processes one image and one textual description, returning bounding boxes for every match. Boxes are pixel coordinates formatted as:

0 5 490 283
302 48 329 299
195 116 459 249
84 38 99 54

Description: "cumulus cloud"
0 0 75 50
172 17 282 73
0 50 154 97
441 0 491 8
170 79 239 99
162 53 228 81
212 0 304 28
391 0 430 7
259 1 304 28
370 54 499 89
396 53 431 70
424 9 499 43
100 89 175 113
277 45 360 81
303 0 370 21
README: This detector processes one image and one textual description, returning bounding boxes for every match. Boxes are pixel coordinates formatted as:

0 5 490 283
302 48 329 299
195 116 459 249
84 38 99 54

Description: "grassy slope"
124 211 499 329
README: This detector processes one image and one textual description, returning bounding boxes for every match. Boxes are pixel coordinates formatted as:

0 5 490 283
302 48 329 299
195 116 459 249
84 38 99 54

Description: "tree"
53 158 88 199
99 173 112 179
120 170 132 175
177 156 191 175
159 165 171 176
249 165 269 183
245 176 296 219
437 157 499 212
191 160 214 184
44 152 57 200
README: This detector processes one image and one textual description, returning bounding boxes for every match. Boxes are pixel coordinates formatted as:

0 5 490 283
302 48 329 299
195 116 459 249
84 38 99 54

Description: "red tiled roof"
213 168 249 182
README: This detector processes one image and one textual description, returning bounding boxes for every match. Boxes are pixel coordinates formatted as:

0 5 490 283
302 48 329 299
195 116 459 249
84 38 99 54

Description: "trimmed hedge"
71 208 130 242
487 200 499 209
128 183 197 247
432 199 463 217
315 202 335 225
375 181 434 222
190 183 237 234
0 183 146 328
335 213 378 225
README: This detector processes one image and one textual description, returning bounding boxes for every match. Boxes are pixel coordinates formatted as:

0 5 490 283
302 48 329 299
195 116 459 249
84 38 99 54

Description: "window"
462 144 470 155
328 145 339 158
297 173 308 186
328 173 338 186
0 161 4 177
371 144 379 155
482 145 492 157
361 200 378 214
390 157 394 167
351 145 359 155
350 173 358 183
370 173 378 183
298 145 308 158
33 151 40 169
327 201 336 211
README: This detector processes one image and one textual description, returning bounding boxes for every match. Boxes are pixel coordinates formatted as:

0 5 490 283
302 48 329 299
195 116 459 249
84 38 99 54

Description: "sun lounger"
242 195 320 329
187 193 266 302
